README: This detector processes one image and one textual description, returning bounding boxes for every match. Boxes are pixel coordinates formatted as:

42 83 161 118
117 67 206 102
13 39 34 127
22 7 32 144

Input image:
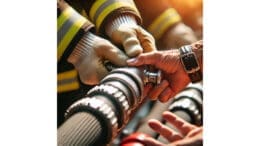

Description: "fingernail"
127 58 137 64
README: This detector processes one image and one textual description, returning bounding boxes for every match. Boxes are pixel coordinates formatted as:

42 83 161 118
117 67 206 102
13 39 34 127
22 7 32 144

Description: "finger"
148 119 182 142
136 26 157 52
111 25 143 57
148 80 169 100
173 134 203 146
122 36 143 57
78 58 107 85
99 41 129 66
143 83 153 97
126 51 160 66
158 87 174 103
169 69 190 97
186 127 203 138
142 137 164 146
163 111 196 136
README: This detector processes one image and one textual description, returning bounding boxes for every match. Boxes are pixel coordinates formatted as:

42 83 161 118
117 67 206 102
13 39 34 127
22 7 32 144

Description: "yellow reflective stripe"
58 70 79 93
96 2 138 30
148 8 181 39
58 70 77 81
81 9 88 19
58 16 86 61
58 7 73 30
90 0 106 21
154 15 181 39
148 8 178 32
58 81 79 93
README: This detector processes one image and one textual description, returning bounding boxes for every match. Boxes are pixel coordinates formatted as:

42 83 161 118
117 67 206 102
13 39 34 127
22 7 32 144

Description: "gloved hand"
142 111 203 146
127 40 203 102
68 32 129 85
157 22 197 50
106 15 156 57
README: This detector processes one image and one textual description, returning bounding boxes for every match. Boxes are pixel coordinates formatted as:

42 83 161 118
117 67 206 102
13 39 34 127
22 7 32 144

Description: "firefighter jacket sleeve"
168 0 203 39
58 0 129 90
58 0 94 62
134 0 197 49
81 0 157 57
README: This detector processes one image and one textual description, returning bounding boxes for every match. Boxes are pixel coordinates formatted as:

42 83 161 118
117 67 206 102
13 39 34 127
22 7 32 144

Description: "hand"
127 40 203 102
127 48 189 102
142 111 203 146
106 15 157 57
68 32 129 85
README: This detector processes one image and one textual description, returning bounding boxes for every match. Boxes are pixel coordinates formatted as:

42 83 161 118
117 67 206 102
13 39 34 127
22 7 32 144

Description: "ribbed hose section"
58 112 103 146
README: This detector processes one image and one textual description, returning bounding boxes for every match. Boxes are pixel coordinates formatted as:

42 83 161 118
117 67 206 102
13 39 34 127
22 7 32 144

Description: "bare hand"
127 49 189 102
142 111 202 146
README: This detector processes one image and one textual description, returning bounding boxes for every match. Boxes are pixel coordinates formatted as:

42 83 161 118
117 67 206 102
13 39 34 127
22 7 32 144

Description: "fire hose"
57 67 161 146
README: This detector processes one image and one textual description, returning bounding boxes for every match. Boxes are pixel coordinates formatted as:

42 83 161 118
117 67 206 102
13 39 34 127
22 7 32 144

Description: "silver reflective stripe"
57 8 84 45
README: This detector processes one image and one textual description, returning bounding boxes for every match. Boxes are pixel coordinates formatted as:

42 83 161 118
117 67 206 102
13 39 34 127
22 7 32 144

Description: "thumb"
112 26 143 57
122 33 143 57
136 26 157 52
98 41 129 66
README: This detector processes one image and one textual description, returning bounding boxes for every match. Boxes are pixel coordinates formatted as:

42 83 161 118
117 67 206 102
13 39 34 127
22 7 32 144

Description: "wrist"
67 31 97 65
105 14 137 38
179 45 202 83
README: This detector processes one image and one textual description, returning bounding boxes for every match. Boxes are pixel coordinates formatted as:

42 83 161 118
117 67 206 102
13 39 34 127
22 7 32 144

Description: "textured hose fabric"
58 112 103 146
57 84 93 127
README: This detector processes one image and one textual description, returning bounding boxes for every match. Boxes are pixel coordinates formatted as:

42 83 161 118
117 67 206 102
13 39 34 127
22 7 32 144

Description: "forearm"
57 0 94 61
134 0 171 28
135 0 197 50
135 0 181 41
80 0 142 35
